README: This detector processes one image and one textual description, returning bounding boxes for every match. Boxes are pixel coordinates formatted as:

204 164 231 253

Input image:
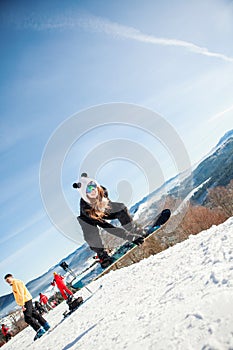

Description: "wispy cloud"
208 104 233 122
3 12 233 63
84 16 233 63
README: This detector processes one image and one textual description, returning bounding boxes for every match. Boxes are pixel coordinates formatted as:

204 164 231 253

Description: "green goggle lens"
86 184 97 193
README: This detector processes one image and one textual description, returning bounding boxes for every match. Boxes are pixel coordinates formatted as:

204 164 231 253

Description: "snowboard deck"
94 225 163 280
72 209 171 289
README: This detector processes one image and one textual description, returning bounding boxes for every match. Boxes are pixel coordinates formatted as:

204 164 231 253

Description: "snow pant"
23 300 47 332
44 302 53 311
35 305 47 314
57 285 73 300
4 334 11 342
78 201 136 253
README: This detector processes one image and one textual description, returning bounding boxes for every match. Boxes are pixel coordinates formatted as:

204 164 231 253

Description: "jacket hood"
73 173 99 204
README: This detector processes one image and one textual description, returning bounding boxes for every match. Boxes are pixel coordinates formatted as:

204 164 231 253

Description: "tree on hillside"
173 205 227 242
206 180 233 217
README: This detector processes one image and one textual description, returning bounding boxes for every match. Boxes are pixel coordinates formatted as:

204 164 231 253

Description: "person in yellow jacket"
4 274 50 341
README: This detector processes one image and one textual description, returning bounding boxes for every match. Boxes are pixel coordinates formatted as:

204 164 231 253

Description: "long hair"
87 186 110 221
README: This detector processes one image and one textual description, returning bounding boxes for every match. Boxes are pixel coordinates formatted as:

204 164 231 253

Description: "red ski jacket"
39 294 48 304
1 325 9 337
51 274 66 288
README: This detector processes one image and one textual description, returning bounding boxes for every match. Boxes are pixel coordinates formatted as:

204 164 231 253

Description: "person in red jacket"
51 273 73 301
39 293 53 311
1 324 12 343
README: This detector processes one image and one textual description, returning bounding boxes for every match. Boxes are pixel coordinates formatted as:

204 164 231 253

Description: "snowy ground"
3 217 233 350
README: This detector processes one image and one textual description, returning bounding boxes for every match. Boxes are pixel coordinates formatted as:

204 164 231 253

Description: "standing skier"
73 173 145 268
4 274 50 340
51 272 73 301
39 293 53 311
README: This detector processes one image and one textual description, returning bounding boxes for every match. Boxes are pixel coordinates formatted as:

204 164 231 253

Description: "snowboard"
72 209 171 290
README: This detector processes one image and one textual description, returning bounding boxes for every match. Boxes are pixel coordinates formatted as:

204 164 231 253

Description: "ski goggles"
86 182 97 194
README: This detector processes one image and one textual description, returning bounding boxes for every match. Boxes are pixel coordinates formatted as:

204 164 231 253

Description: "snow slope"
3 217 233 350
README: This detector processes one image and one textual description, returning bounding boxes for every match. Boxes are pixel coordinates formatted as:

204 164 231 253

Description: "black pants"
78 201 135 253
23 300 47 332
4 334 11 342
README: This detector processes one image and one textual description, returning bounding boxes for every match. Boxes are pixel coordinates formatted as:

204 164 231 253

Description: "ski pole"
84 286 93 294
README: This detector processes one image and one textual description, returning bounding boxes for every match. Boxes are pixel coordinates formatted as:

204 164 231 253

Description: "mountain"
133 130 233 220
215 129 233 148
188 132 233 204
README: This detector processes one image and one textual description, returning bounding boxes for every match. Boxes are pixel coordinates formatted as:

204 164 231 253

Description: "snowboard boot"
67 294 73 303
132 235 144 245
98 250 112 268
66 294 74 309
34 327 46 341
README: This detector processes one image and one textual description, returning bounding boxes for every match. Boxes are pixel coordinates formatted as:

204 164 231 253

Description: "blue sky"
0 0 233 297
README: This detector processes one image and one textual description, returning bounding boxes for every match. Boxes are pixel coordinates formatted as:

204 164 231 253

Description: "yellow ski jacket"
11 279 32 306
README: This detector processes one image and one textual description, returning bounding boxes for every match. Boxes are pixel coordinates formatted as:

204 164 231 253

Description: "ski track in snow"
3 217 233 350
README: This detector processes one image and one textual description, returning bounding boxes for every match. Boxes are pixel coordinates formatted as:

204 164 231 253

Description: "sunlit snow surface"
4 217 233 350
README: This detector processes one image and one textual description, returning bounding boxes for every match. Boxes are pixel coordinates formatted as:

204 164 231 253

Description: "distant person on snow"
34 301 47 314
51 272 73 301
1 324 12 343
4 274 50 341
39 293 53 311
73 173 145 268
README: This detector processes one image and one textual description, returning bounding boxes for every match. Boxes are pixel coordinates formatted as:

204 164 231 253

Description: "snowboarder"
39 293 53 311
1 324 12 343
4 274 50 340
51 272 73 301
73 173 145 268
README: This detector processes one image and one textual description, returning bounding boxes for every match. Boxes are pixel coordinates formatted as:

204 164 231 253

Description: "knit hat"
72 173 99 204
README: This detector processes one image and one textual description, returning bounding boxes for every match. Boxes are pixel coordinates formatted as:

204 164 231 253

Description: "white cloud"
208 104 233 122
84 16 233 63
4 11 233 63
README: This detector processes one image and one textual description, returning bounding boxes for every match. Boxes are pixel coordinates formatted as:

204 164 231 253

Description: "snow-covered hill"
3 217 233 350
